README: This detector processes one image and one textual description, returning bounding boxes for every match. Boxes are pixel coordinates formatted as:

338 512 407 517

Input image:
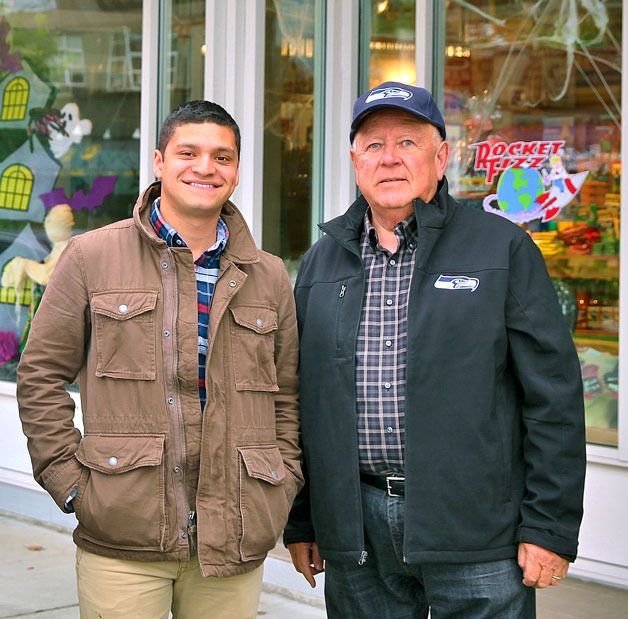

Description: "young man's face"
350 109 449 217
152 121 240 219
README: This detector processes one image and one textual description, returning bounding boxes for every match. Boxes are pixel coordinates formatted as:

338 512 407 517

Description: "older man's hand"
518 542 569 588
287 541 324 588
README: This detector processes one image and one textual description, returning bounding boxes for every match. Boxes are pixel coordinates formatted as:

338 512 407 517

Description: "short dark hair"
157 100 241 157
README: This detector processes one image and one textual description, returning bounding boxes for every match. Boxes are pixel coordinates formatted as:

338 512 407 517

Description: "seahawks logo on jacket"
434 274 479 292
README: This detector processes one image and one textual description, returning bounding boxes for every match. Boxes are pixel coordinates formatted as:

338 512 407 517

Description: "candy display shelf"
544 253 619 280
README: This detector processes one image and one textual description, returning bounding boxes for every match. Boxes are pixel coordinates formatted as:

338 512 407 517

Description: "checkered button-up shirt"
150 198 228 411
356 209 418 475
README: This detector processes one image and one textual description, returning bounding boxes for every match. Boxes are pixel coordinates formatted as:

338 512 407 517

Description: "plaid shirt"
356 209 418 475
150 199 228 411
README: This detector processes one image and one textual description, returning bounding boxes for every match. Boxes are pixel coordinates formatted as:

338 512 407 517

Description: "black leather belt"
360 473 405 497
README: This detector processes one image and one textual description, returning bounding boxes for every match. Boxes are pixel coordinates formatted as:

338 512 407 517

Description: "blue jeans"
324 482 535 619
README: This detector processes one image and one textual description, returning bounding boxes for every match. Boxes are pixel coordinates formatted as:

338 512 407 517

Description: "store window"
442 1 621 447
157 0 205 127
262 0 324 278
0 1 143 381
359 0 416 90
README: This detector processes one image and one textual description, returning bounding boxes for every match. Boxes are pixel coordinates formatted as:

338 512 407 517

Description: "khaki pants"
75 547 264 619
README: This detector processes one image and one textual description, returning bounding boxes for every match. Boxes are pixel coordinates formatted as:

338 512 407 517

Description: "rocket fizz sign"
471 139 588 223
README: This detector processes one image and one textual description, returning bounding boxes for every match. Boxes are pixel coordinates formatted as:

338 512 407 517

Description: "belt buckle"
386 475 404 497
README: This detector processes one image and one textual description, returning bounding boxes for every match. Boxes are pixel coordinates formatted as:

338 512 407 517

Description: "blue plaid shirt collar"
149 197 229 264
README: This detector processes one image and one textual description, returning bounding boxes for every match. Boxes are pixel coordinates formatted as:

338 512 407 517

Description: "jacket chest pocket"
91 290 158 380
229 306 279 391
74 434 167 551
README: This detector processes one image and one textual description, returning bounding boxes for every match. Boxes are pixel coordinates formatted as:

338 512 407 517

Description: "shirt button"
386 299 393 306
118 304 128 314
161 261 169 269
389 259 396 266
163 330 171 337
408 242 416 249
108 456 118 466
385 340 392 347
176 239 183 245
228 280 237 288
386 426 394 433
384 382 391 389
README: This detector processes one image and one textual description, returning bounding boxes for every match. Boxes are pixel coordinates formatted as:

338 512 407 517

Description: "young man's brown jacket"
17 182 303 578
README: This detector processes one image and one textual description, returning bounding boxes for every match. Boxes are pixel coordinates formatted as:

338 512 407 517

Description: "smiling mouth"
186 181 222 189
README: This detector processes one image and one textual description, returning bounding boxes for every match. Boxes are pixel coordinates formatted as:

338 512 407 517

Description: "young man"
284 82 586 618
18 100 302 618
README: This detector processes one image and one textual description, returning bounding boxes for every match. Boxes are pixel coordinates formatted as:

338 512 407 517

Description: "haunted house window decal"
1 77 29 121
0 164 33 211
0 268 32 306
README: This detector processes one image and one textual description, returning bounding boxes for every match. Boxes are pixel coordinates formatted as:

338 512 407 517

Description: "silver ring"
551 575 562 581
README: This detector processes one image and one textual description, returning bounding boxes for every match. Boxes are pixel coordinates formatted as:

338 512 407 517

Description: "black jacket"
285 179 585 565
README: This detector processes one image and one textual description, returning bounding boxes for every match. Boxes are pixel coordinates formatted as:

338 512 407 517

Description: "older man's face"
350 109 449 218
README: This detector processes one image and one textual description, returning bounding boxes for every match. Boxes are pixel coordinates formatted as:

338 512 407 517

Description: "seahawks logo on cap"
434 274 479 292
365 87 413 103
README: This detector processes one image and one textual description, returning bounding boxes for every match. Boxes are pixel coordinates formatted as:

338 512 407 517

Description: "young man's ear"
153 149 163 179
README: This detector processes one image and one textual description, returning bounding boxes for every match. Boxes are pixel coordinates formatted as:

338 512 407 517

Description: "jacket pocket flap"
76 434 165 474
238 445 286 485
91 290 158 321
230 306 278 334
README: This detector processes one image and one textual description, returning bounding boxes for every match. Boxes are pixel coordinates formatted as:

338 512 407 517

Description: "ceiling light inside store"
376 1 389 14
446 45 470 58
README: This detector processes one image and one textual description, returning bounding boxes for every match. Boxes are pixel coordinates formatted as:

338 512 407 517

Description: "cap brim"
350 102 445 143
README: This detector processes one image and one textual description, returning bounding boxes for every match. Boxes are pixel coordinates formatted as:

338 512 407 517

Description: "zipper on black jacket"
358 550 368 565
336 283 347 353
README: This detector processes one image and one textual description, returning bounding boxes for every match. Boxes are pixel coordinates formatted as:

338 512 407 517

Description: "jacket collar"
319 177 456 249
133 181 259 264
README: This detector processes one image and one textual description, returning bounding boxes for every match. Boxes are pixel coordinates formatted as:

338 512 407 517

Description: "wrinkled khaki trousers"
76 547 263 618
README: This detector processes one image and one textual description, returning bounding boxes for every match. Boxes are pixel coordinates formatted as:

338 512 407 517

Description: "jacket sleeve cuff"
42 457 84 512
516 526 578 562
283 525 316 546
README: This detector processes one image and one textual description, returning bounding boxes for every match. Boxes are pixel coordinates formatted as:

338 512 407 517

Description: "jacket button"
271 470 279 479
228 280 237 288
108 456 118 466
161 261 169 269
173 465 181 473
118 304 128 314
163 330 171 337
167 397 175 405
256 319 264 328
181 531 187 539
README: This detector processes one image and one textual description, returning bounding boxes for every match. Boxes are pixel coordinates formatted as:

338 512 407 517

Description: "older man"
284 82 585 618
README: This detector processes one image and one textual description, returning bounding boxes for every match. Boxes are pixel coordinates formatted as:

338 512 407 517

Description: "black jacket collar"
319 177 455 252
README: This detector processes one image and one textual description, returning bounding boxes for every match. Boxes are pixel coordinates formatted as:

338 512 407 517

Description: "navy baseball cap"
350 81 446 143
